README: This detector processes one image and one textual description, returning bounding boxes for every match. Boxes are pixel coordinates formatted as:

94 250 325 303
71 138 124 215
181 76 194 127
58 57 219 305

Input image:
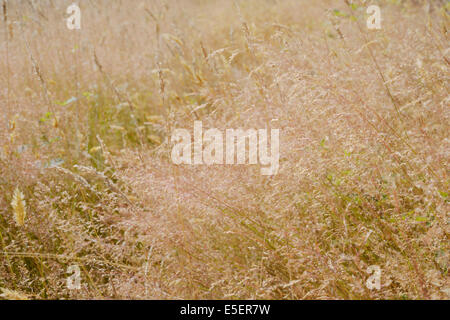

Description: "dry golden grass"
0 0 448 299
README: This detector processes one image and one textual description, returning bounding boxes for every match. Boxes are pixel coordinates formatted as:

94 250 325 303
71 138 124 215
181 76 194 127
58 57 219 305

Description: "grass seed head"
11 187 27 227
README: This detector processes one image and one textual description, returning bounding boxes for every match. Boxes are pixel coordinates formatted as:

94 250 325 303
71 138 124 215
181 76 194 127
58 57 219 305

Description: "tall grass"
0 0 448 299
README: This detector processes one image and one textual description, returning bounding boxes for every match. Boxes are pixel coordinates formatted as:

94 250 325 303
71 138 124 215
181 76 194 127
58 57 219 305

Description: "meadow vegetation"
0 0 448 299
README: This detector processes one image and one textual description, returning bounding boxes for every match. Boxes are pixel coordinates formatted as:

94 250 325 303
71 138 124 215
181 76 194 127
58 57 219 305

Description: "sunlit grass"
0 0 448 299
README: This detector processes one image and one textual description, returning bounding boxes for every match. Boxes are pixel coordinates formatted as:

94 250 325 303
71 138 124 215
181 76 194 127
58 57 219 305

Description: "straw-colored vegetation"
0 0 448 299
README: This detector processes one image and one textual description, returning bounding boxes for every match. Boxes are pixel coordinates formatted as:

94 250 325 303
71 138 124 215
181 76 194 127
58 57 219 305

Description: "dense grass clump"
0 0 448 299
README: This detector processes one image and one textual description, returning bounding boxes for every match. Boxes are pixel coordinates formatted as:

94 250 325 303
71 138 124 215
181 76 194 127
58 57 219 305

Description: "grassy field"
0 0 448 299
